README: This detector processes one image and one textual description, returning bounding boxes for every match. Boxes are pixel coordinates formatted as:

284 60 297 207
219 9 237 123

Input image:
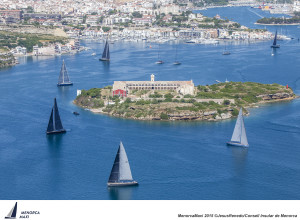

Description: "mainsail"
5 202 17 219
47 98 65 134
230 108 249 146
108 142 133 183
273 30 278 46
58 60 72 85
101 40 110 60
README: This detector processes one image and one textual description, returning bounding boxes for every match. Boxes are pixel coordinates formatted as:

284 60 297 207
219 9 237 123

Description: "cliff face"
257 92 294 101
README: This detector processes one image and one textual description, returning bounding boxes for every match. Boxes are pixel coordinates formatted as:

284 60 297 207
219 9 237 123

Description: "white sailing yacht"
107 141 138 186
227 108 249 147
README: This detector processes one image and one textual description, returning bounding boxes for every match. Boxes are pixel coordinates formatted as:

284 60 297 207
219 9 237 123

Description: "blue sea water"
0 7 300 200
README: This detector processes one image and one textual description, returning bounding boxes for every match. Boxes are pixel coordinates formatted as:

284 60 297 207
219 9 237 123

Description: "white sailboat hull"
107 181 138 187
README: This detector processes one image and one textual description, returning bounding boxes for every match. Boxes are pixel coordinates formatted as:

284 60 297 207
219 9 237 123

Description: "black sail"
53 98 64 131
46 98 65 134
102 40 110 60
47 109 54 132
273 31 278 46
108 147 120 183
11 202 17 218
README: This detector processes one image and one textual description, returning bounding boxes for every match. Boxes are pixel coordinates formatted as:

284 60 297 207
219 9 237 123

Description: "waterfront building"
23 13 62 21
33 45 39 56
112 74 195 97
12 46 27 55
0 10 22 21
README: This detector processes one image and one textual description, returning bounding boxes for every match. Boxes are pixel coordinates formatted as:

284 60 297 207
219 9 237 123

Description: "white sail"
231 108 249 146
119 142 133 181
6 206 14 218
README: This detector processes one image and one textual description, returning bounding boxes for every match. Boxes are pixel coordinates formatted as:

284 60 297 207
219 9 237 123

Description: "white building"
113 74 195 96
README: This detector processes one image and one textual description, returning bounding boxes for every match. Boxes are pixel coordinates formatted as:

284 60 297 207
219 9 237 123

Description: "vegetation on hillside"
0 31 68 52
74 82 295 121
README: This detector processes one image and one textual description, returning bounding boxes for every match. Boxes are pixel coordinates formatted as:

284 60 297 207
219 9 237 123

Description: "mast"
62 60 64 83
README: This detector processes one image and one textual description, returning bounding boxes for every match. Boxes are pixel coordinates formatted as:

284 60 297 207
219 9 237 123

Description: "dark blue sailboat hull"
46 129 66 135
226 141 249 147
57 82 73 86
271 45 280 48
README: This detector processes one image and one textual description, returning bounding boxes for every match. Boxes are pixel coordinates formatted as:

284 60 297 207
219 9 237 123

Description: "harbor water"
0 7 300 199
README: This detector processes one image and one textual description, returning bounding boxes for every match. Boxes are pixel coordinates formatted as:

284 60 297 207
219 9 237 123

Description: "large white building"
112 74 195 96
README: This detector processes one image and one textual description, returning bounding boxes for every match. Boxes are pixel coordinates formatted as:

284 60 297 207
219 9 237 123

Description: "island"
256 15 300 25
74 75 296 121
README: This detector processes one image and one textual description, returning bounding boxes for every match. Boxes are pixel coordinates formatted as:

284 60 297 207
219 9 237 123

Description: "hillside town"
0 0 297 66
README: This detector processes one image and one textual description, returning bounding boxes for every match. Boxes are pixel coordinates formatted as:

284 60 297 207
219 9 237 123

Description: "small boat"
222 44 231 55
156 44 163 64
107 141 138 187
57 60 73 86
222 51 231 55
46 98 66 135
73 111 80 115
5 202 17 219
99 39 110 61
227 108 249 147
271 30 280 48
91 53 96 56
173 45 181 65
185 40 196 43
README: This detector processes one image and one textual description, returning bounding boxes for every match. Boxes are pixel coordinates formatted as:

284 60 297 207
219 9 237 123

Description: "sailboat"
5 202 17 219
271 30 280 48
99 39 110 61
107 141 138 187
155 44 164 64
222 44 231 55
227 108 249 147
46 98 66 134
57 60 73 86
173 45 181 65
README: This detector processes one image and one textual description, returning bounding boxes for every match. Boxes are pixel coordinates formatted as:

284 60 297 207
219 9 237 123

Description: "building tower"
151 74 155 82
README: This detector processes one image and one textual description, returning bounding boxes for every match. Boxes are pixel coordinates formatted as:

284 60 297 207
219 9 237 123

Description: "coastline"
77 96 297 121
255 22 300 26
74 83 297 122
